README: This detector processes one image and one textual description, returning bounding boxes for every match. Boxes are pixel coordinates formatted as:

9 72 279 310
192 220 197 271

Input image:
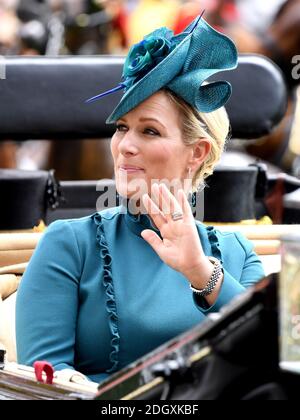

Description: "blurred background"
0 0 299 181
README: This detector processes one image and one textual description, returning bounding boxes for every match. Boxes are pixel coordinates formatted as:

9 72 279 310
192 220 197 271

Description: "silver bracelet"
190 257 223 297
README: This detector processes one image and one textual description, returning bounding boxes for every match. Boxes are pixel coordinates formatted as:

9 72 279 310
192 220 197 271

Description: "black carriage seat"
0 54 287 140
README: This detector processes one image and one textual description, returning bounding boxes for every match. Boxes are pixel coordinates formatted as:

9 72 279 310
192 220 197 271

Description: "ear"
188 138 211 171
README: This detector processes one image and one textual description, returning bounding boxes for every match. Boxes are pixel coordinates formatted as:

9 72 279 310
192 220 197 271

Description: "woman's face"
111 91 209 201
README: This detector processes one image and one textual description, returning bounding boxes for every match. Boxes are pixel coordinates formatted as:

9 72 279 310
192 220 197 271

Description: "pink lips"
119 165 145 173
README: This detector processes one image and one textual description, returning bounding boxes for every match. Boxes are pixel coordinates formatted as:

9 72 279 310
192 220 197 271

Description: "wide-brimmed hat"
86 13 238 124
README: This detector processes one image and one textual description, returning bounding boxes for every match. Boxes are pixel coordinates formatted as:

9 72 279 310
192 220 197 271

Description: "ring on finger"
171 211 184 221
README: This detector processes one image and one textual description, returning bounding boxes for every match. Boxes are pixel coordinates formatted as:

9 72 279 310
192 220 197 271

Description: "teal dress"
16 206 265 383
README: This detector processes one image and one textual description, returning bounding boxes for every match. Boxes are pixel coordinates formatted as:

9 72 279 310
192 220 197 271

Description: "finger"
141 229 164 256
150 183 172 217
159 183 182 219
150 183 163 210
178 189 193 220
142 193 167 231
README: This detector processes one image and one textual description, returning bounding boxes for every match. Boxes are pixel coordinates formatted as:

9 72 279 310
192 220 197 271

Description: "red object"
34 361 54 385
221 2 239 23
112 7 128 48
173 1 239 34
173 11 199 35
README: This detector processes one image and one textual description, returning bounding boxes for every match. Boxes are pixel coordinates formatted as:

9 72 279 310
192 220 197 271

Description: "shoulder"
47 206 122 232
44 206 123 246
215 228 254 255
196 221 255 257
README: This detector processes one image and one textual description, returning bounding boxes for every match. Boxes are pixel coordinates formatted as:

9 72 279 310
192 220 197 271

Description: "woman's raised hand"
141 183 207 279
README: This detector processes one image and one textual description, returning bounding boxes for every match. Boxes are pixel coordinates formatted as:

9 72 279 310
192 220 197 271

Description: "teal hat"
86 13 238 124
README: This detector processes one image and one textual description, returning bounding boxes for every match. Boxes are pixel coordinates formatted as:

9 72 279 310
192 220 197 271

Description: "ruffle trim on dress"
206 225 223 264
93 212 120 373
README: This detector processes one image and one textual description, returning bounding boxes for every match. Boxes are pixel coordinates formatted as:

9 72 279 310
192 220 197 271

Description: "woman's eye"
116 124 127 132
144 128 160 136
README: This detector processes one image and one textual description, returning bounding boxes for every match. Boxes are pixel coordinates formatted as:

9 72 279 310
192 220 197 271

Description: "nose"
118 130 139 157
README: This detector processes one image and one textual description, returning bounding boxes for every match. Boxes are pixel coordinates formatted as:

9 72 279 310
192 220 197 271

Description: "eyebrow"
119 117 166 130
139 117 166 128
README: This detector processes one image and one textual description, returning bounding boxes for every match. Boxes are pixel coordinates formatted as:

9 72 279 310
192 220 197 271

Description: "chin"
116 176 149 200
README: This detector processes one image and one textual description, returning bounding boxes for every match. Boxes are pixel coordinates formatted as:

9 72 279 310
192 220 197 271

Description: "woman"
16 15 265 384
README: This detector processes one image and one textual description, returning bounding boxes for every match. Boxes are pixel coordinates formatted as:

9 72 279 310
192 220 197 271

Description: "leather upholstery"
0 54 287 140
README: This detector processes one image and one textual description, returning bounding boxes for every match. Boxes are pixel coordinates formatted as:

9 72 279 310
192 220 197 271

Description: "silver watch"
190 257 223 297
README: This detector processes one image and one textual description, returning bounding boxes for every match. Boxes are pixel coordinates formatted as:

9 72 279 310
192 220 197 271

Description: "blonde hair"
164 89 231 192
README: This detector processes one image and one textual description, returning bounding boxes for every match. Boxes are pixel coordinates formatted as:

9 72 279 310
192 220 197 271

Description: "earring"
187 167 192 177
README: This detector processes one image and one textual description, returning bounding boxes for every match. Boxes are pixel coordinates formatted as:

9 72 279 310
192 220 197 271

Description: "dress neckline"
121 199 161 238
